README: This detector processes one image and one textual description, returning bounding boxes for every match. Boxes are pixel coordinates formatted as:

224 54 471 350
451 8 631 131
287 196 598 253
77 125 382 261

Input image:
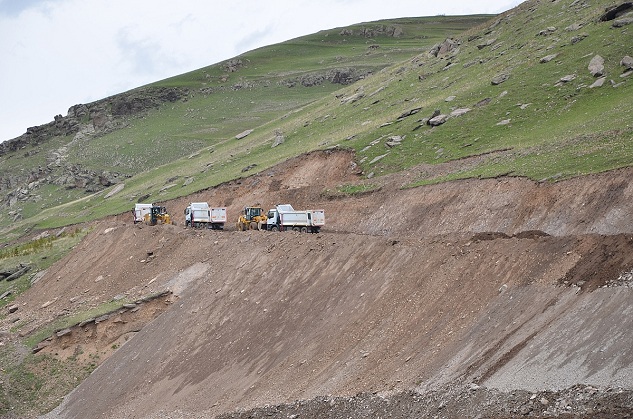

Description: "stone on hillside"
385 136 403 148
477 39 497 50
475 98 492 107
497 119 511 126
7 304 18 313
56 328 71 337
613 17 633 27
30 271 46 286
235 129 253 140
340 91 365 104
538 27 557 36
450 108 471 117
445 96 456 102
429 114 449 126
32 340 51 354
540 54 558 63
272 132 285 148
588 55 605 77
565 23 583 31
369 153 388 165
426 110 441 125
429 38 460 57
559 74 577 83
622 56 633 71
397 107 422 120
78 318 96 327
5 265 30 282
491 74 510 85
590 77 607 88
571 33 588 44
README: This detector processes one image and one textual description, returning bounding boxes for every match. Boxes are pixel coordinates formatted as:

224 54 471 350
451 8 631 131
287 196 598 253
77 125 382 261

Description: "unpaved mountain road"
3 150 633 418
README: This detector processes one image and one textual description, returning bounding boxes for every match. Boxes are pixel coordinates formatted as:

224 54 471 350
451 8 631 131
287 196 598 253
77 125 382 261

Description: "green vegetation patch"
0 345 93 417
0 228 88 310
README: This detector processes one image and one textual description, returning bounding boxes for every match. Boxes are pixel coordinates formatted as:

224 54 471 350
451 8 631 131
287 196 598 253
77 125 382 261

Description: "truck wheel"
300 227 308 233
271 226 278 232
292 227 300 232
250 222 258 230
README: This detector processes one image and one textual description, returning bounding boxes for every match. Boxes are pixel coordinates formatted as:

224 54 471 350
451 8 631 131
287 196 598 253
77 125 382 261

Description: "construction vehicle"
133 203 153 224
236 206 268 230
144 205 173 225
266 204 324 233
185 202 227 229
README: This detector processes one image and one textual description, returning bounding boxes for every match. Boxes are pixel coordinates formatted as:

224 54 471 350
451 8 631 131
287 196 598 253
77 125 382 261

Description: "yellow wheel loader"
143 205 173 226
236 206 267 231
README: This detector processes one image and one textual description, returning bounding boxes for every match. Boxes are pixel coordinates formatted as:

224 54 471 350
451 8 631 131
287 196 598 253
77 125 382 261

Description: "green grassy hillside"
0 15 491 239
0 0 631 239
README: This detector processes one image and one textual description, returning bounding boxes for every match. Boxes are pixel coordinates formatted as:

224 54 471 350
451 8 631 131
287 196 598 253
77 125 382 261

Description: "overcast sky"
0 0 523 142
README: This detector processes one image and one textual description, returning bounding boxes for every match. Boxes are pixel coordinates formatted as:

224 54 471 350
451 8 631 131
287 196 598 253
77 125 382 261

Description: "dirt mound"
4 150 633 418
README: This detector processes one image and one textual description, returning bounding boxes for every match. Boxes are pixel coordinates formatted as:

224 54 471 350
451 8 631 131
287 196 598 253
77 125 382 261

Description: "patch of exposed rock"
0 87 186 208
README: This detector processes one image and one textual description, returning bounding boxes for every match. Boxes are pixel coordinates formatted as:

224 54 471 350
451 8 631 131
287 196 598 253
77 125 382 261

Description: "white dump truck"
133 203 154 224
266 204 324 233
184 202 227 229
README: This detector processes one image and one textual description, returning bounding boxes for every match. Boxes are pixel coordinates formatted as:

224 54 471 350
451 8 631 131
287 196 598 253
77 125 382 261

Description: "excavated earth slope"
11 150 633 418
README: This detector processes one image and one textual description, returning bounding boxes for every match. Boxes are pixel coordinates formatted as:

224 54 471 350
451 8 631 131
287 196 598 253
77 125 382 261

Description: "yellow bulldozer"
144 205 173 226
236 206 267 231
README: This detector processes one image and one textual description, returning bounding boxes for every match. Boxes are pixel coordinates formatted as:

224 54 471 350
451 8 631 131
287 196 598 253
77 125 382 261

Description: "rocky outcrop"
1 87 187 157
599 2 633 22
429 38 460 57
284 68 372 88
110 87 186 116
0 86 186 209
339 25 403 38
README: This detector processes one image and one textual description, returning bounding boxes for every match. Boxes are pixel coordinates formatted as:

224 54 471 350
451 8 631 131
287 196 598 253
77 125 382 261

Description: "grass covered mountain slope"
1 0 633 417
0 0 631 240
0 14 490 239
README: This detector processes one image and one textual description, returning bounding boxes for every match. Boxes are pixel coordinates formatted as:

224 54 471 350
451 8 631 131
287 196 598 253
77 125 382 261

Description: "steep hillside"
0 0 633 417
1 0 631 243
0 15 488 241
20 149 633 418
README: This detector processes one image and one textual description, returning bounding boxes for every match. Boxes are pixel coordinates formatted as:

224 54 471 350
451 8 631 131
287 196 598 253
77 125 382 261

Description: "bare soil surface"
3 150 633 418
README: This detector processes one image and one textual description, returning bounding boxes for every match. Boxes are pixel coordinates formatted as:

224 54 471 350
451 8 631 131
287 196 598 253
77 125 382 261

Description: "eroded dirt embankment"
44 229 633 419
19 150 633 418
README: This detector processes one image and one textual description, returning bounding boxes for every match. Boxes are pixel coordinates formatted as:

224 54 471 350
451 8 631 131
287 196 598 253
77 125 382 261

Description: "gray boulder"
272 131 285 148
491 73 510 85
590 77 607 88
540 54 558 63
588 55 605 77
613 16 633 27
429 38 460 57
428 114 449 126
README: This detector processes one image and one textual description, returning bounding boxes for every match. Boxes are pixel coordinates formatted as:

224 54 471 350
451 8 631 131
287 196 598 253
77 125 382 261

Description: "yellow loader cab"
143 205 173 226
236 206 267 230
